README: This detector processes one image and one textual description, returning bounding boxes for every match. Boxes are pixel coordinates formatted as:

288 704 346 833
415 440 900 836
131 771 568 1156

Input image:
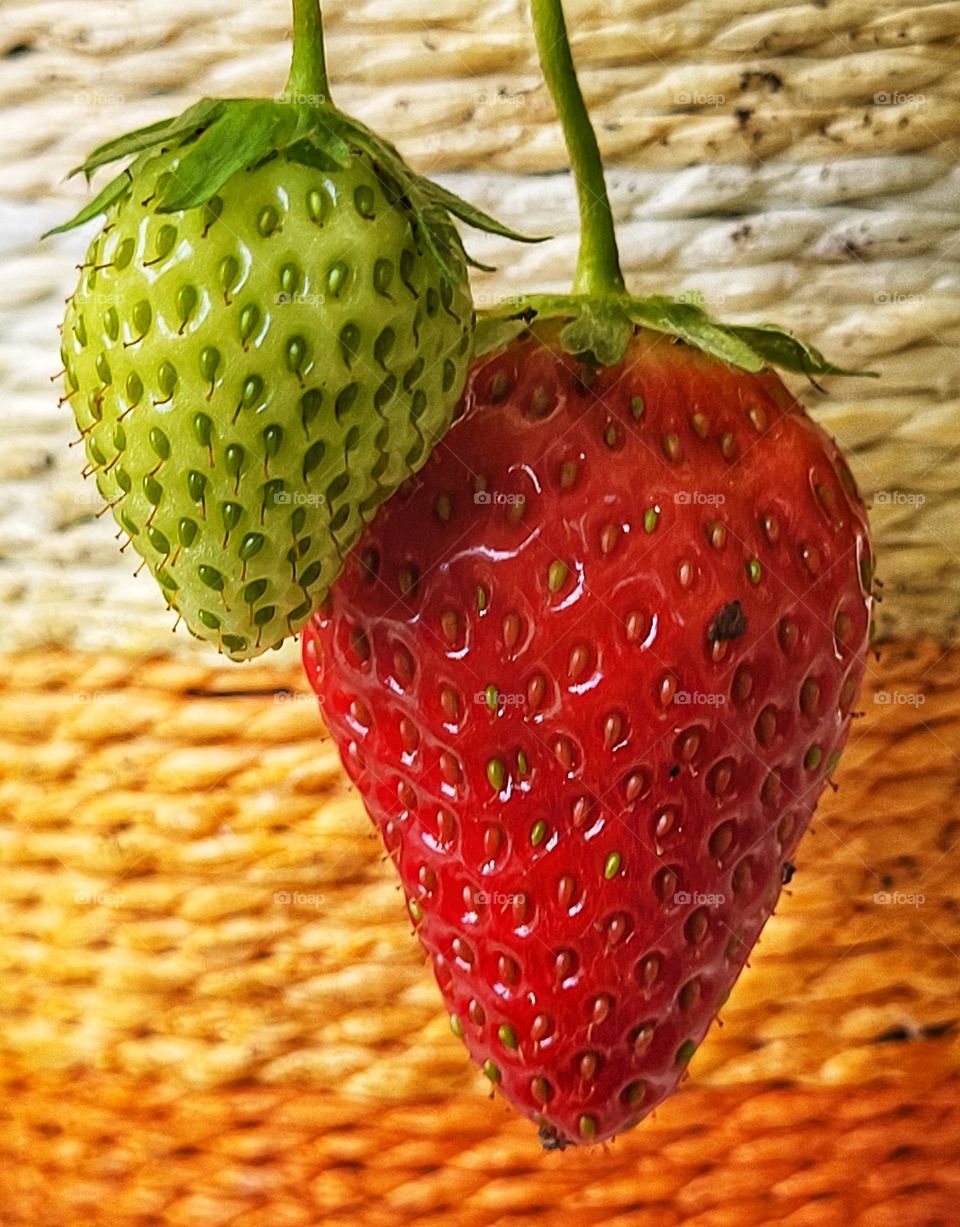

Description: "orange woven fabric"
0 641 957 1224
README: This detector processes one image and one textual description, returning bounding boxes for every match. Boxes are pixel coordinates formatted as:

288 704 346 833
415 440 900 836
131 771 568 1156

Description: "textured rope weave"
0 641 957 1221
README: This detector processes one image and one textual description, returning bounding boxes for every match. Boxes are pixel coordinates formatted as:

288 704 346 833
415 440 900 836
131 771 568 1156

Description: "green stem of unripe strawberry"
286 0 331 103
530 0 625 298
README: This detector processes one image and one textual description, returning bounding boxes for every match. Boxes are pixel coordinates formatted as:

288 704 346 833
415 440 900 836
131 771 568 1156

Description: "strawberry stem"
530 0 625 298
286 0 330 103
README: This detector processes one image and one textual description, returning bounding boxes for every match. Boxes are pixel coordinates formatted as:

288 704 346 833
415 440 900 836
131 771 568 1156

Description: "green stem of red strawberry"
530 0 624 299
285 0 331 104
473 0 875 377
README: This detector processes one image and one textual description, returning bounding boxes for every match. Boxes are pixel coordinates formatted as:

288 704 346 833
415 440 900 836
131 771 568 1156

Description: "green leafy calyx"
46 97 545 276
474 293 876 379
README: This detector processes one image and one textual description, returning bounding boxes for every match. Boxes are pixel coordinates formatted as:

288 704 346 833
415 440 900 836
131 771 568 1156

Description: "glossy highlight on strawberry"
303 328 872 1146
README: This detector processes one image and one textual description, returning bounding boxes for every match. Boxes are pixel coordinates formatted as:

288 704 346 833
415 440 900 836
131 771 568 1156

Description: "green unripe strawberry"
51 2 537 660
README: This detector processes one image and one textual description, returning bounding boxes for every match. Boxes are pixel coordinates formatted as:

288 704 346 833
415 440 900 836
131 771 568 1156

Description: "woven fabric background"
0 0 958 651
1 3 959 1223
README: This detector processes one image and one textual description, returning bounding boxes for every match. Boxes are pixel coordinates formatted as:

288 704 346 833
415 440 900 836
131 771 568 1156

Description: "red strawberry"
303 325 872 1146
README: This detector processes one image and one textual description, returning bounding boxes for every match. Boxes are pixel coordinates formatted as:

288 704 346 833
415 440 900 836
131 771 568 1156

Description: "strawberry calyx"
45 1 546 278
474 292 876 377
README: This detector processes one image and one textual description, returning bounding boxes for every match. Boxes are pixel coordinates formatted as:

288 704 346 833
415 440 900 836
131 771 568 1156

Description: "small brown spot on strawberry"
662 432 682 461
467 997 485 1025
679 976 702 1008
708 600 747 642
690 412 710 438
